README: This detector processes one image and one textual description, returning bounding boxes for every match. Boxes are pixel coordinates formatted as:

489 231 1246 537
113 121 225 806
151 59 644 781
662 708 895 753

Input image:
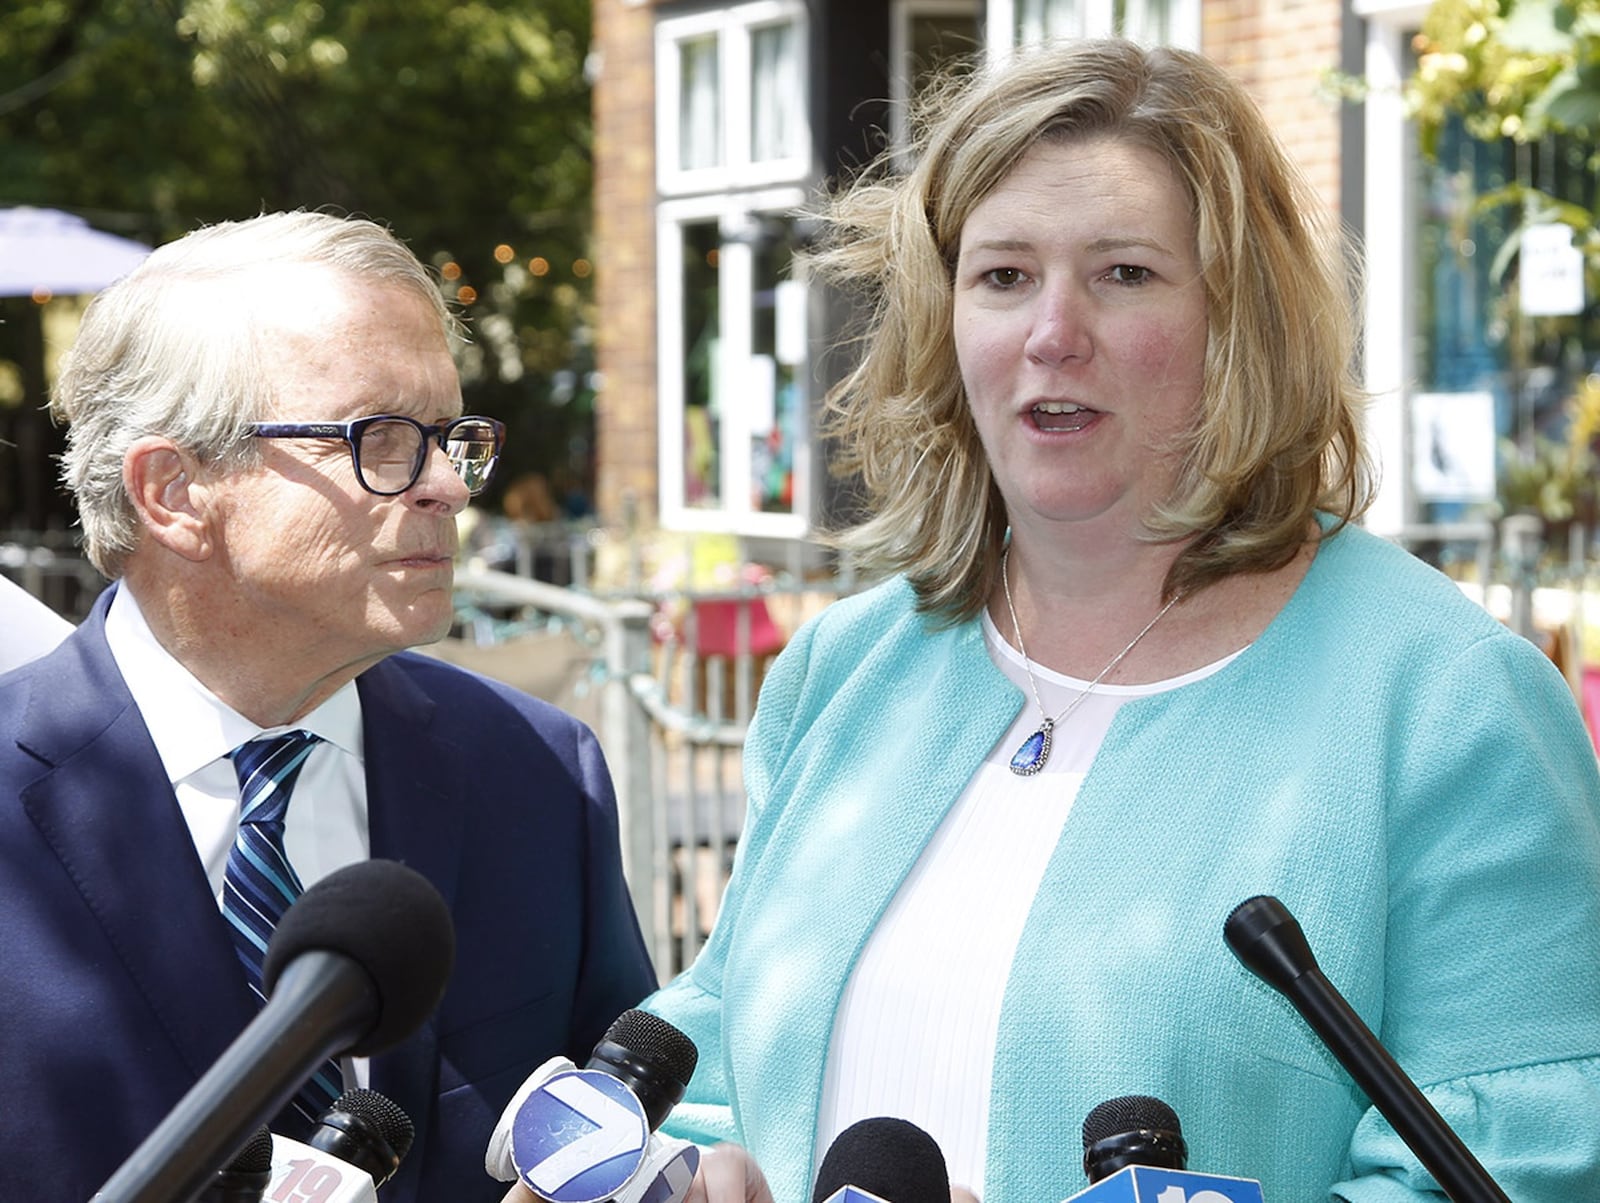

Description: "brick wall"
1205 0 1348 216
592 0 661 528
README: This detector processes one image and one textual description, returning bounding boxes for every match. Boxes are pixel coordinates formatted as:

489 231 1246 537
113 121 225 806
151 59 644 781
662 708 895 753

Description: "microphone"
1224 895 1511 1203
1065 1097 1262 1203
1082 1096 1186 1183
503 1009 700 1203
266 1088 416 1203
196 1126 273 1202
92 859 456 1203
307 1087 415 1188
811 1116 950 1203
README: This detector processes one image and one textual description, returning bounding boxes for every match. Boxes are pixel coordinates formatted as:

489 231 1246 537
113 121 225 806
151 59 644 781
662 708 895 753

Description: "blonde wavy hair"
52 210 455 579
810 38 1372 622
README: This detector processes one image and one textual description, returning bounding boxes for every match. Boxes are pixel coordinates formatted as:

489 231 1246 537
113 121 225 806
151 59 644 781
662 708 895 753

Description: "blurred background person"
0 211 657 1201
622 38 1600 1203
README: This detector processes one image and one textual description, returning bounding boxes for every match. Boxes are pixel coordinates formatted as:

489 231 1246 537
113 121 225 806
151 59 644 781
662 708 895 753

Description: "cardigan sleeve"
1333 625 1600 1201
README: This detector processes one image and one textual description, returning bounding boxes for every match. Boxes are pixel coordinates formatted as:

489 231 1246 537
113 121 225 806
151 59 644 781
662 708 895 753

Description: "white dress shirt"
103 585 370 896
104 585 374 1090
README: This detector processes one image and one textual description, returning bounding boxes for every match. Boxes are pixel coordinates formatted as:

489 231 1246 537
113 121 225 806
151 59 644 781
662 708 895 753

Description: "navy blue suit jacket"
0 589 659 1200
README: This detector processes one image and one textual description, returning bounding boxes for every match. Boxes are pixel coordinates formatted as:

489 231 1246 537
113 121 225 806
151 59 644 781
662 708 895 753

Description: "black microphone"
1081 1095 1186 1183
308 1088 416 1190
195 1125 273 1202
92 859 456 1203
811 1116 950 1203
1066 1097 1261 1202
586 1008 699 1130
1224 895 1511 1203
503 1008 700 1200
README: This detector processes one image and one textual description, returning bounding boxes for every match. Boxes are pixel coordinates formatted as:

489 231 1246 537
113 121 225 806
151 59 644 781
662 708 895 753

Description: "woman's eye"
983 267 1026 288
1106 264 1152 284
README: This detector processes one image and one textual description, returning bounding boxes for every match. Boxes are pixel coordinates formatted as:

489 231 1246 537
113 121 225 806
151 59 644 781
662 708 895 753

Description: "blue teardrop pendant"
1009 717 1054 776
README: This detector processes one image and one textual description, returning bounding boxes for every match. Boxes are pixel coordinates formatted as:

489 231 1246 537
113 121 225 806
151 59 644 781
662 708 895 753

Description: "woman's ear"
124 436 214 562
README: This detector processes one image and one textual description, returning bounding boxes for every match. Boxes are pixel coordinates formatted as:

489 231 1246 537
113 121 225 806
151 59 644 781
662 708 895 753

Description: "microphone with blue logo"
487 1009 701 1203
810 1116 951 1203
1063 1096 1263 1203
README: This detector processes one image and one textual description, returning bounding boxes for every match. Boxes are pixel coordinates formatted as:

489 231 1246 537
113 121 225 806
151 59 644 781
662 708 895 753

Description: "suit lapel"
356 654 467 1197
16 596 257 1081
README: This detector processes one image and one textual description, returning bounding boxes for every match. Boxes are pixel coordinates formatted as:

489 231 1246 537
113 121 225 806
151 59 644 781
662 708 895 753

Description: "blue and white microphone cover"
511 1068 651 1203
487 1056 576 1182
1063 1165 1265 1203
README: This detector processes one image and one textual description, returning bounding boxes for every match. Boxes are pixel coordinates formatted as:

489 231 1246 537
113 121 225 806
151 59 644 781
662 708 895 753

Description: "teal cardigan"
645 524 1600 1203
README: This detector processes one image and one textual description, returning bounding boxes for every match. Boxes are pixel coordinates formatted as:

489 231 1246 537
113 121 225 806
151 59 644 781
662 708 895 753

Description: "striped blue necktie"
223 730 343 1121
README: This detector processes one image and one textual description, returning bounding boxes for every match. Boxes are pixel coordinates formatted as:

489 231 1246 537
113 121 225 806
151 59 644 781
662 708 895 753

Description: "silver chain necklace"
1000 544 1183 776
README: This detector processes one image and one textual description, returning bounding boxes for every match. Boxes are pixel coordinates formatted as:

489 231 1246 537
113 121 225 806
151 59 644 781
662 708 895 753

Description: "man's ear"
124 436 214 562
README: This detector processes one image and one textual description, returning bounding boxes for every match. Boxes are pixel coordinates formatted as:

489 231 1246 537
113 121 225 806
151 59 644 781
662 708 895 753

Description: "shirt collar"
104 585 364 783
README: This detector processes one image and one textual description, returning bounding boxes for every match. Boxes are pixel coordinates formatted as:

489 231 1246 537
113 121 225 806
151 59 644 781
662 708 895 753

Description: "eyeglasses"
247 414 506 497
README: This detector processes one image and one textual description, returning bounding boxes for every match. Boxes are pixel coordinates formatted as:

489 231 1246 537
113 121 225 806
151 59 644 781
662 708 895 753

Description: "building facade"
590 0 1598 558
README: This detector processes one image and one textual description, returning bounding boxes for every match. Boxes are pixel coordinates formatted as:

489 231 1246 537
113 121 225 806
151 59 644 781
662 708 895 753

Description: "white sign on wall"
1520 222 1586 317
1411 391 1498 502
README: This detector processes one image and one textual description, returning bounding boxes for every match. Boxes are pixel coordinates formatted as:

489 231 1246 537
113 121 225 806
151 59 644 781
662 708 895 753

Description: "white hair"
52 210 456 577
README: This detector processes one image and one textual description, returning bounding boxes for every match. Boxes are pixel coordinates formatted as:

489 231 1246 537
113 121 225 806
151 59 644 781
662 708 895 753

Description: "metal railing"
446 565 855 976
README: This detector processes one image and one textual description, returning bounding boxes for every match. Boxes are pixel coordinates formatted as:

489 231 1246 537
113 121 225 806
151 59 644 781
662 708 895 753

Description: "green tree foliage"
0 0 599 531
1409 0 1600 146
1403 1 1600 535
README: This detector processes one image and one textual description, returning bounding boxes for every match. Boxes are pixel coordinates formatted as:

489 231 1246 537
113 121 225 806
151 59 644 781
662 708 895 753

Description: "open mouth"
1030 401 1097 433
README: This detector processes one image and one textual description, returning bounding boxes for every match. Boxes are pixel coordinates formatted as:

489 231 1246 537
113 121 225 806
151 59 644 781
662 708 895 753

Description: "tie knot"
229 729 323 823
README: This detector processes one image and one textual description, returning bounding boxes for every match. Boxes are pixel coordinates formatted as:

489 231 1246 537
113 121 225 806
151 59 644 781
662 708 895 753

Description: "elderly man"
0 212 658 1201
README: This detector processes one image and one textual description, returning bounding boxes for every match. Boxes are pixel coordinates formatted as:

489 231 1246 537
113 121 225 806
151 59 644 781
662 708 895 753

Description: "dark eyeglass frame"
247 414 506 497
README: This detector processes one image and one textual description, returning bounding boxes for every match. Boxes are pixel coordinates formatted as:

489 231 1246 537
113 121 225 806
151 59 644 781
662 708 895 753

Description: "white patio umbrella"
0 205 153 297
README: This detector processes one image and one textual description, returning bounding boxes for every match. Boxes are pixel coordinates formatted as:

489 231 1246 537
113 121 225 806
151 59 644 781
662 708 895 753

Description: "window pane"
751 21 803 163
750 220 804 513
679 35 722 171
682 221 722 508
1413 117 1600 530
1016 0 1080 45
1119 0 1172 45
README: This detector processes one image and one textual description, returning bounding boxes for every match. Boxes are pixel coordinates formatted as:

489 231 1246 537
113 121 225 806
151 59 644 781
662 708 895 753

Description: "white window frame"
656 1 811 197
1351 0 1429 535
888 0 983 158
657 189 812 538
984 0 1199 56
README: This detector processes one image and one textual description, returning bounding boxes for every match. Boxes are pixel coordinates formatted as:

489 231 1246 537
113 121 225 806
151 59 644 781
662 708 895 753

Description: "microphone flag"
1062 1164 1264 1203
817 1188 894 1203
267 1135 378 1203
512 1068 651 1203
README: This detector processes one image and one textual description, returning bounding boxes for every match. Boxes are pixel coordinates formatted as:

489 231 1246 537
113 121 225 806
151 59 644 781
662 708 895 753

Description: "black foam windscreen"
811 1117 950 1203
261 859 455 1056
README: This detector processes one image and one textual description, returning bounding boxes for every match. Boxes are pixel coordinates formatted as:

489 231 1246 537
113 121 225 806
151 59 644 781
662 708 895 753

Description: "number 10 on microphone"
1063 1166 1264 1203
